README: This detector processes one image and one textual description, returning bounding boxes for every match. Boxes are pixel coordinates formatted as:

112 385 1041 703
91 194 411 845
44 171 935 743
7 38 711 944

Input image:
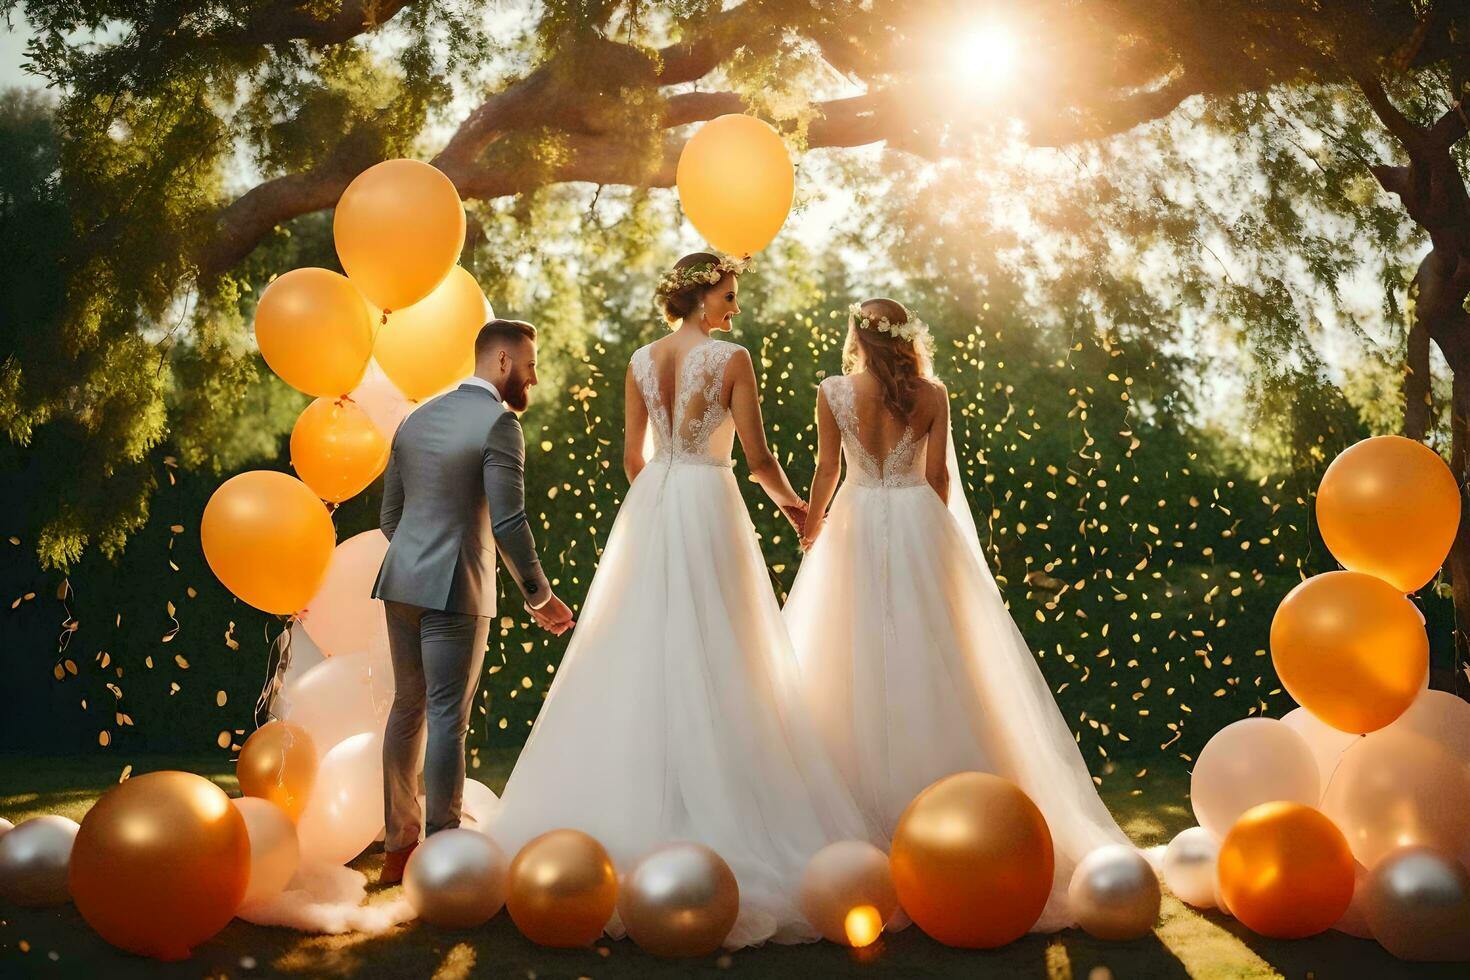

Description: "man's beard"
501 368 531 411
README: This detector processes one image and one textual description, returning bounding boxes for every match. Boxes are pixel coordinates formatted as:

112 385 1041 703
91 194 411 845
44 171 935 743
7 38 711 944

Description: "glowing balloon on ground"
334 159 466 312
1269 571 1427 733
233 797 300 908
290 397 389 503
1217 802 1354 940
1365 846 1470 961
1320 728 1470 868
1191 718 1319 838
69 771 249 960
405 828 509 929
236 720 317 821
299 531 390 659
890 772 1053 948
1281 707 1359 799
1161 827 1219 909
294 733 385 866
282 649 393 758
201 471 335 616
506 829 618 948
618 843 739 957
0 815 78 906
1316 435 1459 593
1067 844 1161 941
254 268 374 397
370 267 488 401
799 840 900 947
676 114 794 256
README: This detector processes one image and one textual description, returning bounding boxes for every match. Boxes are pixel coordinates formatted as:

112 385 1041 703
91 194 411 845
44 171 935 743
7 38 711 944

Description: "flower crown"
848 302 928 343
655 254 752 295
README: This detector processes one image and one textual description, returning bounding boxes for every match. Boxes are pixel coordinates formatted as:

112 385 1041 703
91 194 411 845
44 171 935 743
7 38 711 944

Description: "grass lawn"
0 752 1459 979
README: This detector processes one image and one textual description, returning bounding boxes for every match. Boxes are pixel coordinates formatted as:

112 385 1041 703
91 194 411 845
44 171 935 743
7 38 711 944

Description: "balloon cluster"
1166 435 1470 960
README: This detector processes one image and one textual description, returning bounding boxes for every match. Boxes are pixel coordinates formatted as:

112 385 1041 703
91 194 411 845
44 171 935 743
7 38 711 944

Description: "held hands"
799 509 825 551
526 593 575 636
780 500 808 535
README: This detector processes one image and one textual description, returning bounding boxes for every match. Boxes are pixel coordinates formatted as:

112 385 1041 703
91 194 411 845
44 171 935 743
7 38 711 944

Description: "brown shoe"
380 842 419 885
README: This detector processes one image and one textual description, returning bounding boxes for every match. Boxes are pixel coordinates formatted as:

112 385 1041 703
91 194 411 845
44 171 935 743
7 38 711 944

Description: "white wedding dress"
487 337 873 948
782 374 1132 932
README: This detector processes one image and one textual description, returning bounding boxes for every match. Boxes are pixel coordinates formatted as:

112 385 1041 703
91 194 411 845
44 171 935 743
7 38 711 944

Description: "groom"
372 318 575 883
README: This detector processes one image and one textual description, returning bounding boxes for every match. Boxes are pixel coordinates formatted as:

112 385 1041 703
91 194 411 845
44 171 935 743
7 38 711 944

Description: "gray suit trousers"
382 599 491 853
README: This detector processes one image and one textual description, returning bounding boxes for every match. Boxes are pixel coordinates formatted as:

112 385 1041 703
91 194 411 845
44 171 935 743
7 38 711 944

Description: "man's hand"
527 594 575 636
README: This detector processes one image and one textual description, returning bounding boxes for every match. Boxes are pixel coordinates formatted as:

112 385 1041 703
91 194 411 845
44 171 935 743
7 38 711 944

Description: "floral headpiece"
655 254 752 295
848 302 928 344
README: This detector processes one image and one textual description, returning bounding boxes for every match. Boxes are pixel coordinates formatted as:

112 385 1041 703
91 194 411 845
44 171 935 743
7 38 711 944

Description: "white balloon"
296 733 386 866
462 778 500 827
299 531 390 659
1162 827 1219 908
233 797 301 907
1333 862 1374 939
1282 707 1360 800
1191 718 1319 838
349 359 416 440
283 650 394 758
1386 689 1470 766
0 817 13 838
405 828 509 929
0 815 77 906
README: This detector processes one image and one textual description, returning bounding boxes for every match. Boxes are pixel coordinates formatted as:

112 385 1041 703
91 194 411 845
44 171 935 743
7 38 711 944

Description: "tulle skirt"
487 459 872 947
783 481 1132 932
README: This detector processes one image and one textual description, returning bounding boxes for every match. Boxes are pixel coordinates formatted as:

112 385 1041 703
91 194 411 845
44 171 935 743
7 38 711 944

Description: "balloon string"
255 615 295 730
1317 732 1364 804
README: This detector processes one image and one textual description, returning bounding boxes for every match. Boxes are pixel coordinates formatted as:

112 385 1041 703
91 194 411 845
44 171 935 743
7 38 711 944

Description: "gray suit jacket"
372 383 550 617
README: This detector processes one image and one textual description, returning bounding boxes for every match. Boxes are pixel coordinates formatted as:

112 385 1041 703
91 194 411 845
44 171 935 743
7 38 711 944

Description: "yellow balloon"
69 771 250 961
506 829 618 948
254 268 374 397
1270 571 1427 734
290 397 390 503
334 159 466 311
201 471 336 615
1218 802 1355 939
236 721 318 822
370 267 486 401
1317 435 1460 592
890 772 1053 948
676 114 794 256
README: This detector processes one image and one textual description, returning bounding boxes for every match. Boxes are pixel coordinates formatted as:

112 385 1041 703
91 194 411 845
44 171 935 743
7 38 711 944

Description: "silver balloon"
1068 844 1161 940
1365 846 1470 961
618 842 740 957
1162 827 1219 909
0 815 79 906
404 828 509 928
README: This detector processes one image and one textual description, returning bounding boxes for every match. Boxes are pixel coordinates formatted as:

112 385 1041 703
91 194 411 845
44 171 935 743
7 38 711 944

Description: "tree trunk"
1404 280 1432 440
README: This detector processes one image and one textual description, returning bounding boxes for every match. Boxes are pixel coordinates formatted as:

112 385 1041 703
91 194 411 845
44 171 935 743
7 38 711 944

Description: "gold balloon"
1317 435 1460 592
236 721 318 821
506 829 618 947
1269 571 1427 734
676 114 794 256
201 471 336 615
890 772 1054 948
370 266 486 401
1218 801 1355 940
254 267 374 397
798 840 900 947
617 843 739 957
290 397 390 503
334 159 466 312
69 771 250 961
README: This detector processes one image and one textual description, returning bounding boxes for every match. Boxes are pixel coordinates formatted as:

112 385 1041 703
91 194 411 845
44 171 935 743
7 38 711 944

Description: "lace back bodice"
632 338 739 467
822 375 927 488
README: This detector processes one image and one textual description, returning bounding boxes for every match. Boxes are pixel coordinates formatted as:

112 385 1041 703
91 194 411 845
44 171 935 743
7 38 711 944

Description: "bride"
487 253 872 947
782 298 1132 932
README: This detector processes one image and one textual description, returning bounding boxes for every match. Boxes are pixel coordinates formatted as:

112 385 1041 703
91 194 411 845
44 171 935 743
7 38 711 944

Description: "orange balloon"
255 268 373 397
201 471 336 615
370 267 486 400
236 721 318 821
676 114 794 256
1218 802 1355 939
334 159 466 311
506 829 618 947
1317 436 1460 592
290 397 390 503
890 772 1053 948
69 771 250 960
1270 571 1427 734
